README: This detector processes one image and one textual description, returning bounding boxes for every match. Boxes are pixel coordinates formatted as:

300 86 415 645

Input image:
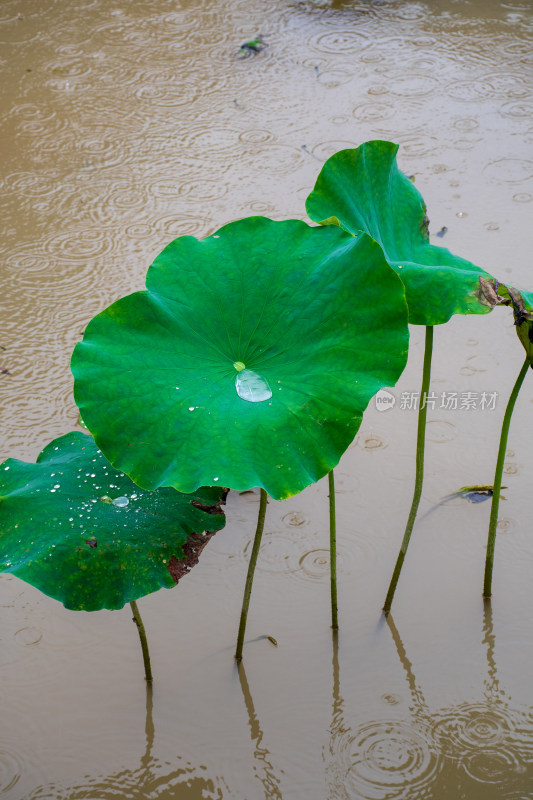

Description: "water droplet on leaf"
235 369 273 403
112 496 129 507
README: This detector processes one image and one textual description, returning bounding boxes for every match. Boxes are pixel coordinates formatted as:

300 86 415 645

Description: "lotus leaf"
72 217 409 500
305 140 493 326
0 432 226 611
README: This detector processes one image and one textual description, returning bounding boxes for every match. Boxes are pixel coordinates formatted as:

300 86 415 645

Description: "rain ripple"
0 741 24 794
430 701 533 785
241 527 378 582
326 720 439 800
310 29 370 55
24 757 229 800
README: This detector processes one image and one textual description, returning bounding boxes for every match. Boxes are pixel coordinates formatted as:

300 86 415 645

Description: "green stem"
383 325 434 614
130 600 153 683
235 489 268 661
329 470 338 630
483 356 529 597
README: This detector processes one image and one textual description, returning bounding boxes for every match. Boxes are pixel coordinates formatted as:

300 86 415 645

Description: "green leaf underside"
72 217 409 500
0 433 226 611
305 140 494 326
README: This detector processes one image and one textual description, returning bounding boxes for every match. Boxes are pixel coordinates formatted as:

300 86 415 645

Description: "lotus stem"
130 600 153 682
235 488 268 661
483 356 529 597
329 470 338 630
383 325 434 614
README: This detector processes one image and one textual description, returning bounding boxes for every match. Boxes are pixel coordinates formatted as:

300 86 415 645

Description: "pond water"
1 0 533 797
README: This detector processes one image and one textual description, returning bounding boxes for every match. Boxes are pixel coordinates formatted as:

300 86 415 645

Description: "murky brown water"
2 0 533 797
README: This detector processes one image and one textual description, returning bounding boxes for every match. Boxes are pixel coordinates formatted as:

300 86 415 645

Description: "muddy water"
1 0 533 797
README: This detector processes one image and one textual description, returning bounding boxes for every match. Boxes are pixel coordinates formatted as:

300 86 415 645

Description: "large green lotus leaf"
0 432 226 611
71 217 409 500
305 140 494 326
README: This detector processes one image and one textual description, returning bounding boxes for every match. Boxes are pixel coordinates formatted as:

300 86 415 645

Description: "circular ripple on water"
281 510 309 528
310 29 369 55
317 68 355 88
431 702 513 755
500 101 533 119
453 118 479 131
238 129 275 145
241 529 302 575
152 213 214 239
25 756 230 799
446 80 495 102
182 125 242 158
388 75 439 97
298 548 330 579
237 526 372 581
353 102 395 122
14 626 43 647
395 4 429 20
2 171 62 199
4 245 51 278
358 432 389 451
327 720 439 800
44 57 92 81
311 140 357 162
173 177 228 203
396 134 438 158
480 72 530 98
134 76 201 108
253 144 305 174
7 102 54 122
56 180 151 226
426 420 457 444
0 741 24 793
463 747 526 784
43 228 116 261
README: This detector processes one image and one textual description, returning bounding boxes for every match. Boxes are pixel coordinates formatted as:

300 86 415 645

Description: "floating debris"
236 36 267 58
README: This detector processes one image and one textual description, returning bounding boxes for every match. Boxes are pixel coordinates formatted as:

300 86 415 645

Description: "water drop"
112 496 129 507
235 369 273 403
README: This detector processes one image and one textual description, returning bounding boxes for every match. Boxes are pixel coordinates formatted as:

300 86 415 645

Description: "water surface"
1 0 533 797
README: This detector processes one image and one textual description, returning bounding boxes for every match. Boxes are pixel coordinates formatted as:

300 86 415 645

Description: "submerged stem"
130 600 153 683
483 356 529 597
383 325 434 614
329 470 338 630
235 488 268 661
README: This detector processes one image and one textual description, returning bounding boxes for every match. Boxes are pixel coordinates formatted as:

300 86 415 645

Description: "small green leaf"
72 217 409 500
305 140 494 326
0 433 226 611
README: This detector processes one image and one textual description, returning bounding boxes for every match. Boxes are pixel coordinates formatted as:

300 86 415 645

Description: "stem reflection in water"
385 609 533 796
24 682 231 798
325 613 533 799
237 662 283 799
